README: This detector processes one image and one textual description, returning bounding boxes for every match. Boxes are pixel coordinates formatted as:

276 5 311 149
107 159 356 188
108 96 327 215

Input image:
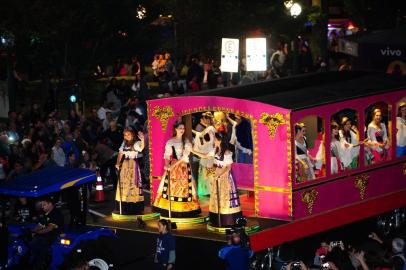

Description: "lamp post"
285 2 302 75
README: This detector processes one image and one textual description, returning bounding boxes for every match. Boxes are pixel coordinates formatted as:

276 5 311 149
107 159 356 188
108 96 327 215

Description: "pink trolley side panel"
293 163 406 219
290 88 406 219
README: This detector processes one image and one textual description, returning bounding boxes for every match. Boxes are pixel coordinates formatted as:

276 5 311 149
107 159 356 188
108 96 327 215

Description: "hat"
392 238 405 253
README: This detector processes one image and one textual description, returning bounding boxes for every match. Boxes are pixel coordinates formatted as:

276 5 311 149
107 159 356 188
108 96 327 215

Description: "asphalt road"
112 229 226 270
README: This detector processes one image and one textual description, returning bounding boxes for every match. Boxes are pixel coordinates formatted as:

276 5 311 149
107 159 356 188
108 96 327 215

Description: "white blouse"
367 122 389 151
397 117 406 147
339 129 359 167
164 138 192 163
119 141 143 159
209 150 233 168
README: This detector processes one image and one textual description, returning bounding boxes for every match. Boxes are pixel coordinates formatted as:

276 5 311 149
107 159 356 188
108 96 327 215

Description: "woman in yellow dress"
114 128 145 215
153 121 201 218
192 132 242 227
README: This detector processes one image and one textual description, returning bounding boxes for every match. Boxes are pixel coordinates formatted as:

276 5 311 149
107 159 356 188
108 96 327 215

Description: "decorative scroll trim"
354 174 369 200
301 189 318 215
259 112 287 139
152 105 174 132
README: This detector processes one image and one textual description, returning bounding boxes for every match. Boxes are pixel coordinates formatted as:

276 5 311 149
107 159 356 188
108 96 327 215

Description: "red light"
347 21 356 30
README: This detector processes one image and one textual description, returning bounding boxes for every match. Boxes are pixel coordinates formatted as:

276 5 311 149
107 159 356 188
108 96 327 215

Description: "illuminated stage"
88 192 281 243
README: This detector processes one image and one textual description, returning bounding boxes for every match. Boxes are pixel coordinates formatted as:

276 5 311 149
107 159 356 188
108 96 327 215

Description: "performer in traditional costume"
227 114 253 164
339 117 360 169
367 108 389 164
114 128 144 215
330 122 344 174
396 103 406 157
294 123 315 182
153 121 201 218
193 112 216 196
192 132 242 227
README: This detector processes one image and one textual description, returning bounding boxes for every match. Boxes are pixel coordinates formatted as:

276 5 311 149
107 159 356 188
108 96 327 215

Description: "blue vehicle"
0 167 117 270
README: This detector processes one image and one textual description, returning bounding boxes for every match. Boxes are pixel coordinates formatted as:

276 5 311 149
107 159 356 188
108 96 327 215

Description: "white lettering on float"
380 47 402 56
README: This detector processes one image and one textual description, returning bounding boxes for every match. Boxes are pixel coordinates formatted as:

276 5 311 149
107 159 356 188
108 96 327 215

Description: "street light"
136 4 147 20
284 2 302 74
290 3 302 18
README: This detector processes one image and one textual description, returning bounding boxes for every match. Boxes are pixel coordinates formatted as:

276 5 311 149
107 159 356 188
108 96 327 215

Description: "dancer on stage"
192 132 242 227
153 121 201 218
114 128 145 215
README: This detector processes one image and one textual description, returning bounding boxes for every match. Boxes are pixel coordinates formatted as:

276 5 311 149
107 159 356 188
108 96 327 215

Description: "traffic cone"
94 169 105 202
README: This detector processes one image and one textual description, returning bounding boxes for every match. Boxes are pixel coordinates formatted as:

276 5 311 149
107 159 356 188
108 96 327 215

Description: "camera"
330 240 343 248
292 261 302 269
225 217 250 248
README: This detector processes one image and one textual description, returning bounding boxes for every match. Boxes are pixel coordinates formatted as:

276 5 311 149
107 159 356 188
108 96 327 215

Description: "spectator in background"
299 41 313 73
97 102 113 122
131 56 141 76
186 57 204 92
152 54 160 78
92 143 118 189
101 120 123 152
61 133 80 166
188 75 200 92
270 42 288 77
131 73 149 102
7 159 26 180
68 109 80 130
157 54 166 74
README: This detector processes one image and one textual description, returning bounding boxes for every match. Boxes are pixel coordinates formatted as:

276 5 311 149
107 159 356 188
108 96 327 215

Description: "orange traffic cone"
94 169 105 202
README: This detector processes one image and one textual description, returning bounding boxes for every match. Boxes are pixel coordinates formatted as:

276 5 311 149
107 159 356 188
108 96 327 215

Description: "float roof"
187 71 406 110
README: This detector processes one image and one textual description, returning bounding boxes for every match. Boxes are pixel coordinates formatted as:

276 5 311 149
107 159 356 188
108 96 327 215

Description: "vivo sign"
380 47 402 57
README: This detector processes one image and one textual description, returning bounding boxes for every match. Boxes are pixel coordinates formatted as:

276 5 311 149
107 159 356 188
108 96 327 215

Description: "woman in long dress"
397 103 406 157
192 132 242 227
339 117 360 170
330 122 344 174
153 121 201 218
114 128 145 215
294 123 315 182
367 108 390 164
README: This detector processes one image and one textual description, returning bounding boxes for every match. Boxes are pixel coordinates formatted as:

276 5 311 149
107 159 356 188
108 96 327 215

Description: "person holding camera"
286 261 308 270
219 230 253 270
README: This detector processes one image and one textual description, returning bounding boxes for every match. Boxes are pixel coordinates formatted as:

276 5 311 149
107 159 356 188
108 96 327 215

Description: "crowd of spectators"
88 36 343 102
256 229 406 270
0 82 149 191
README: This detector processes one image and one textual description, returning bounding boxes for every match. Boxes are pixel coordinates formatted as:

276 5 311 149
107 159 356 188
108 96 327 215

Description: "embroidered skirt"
209 167 242 227
153 160 201 218
115 158 144 215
